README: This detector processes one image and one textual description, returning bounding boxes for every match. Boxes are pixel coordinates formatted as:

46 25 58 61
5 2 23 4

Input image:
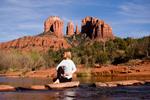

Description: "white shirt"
57 59 76 79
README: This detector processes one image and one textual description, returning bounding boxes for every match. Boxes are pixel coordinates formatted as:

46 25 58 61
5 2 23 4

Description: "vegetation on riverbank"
0 35 149 73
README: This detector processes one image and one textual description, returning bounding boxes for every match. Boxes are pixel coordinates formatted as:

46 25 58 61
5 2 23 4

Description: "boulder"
95 82 107 87
30 85 48 90
0 85 15 91
95 80 145 87
105 80 145 86
46 81 80 89
95 82 117 87
144 80 150 85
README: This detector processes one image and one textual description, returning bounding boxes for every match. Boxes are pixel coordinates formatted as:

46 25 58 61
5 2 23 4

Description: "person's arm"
71 61 76 74
56 60 64 70
66 61 76 75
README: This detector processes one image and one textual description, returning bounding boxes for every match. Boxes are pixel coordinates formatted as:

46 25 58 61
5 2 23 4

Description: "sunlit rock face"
0 16 71 52
66 21 74 36
0 36 71 51
81 16 114 40
0 16 115 52
44 16 64 37
75 25 80 35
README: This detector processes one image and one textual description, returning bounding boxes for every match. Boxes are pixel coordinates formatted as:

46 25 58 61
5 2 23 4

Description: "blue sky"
0 0 150 42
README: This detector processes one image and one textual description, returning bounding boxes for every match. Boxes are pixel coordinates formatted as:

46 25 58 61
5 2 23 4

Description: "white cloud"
5 0 74 8
116 1 150 26
121 31 150 38
119 2 150 17
0 0 149 41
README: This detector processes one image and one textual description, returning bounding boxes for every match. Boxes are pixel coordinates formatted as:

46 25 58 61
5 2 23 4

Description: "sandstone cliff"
66 21 74 36
0 36 70 52
0 16 115 52
75 25 80 35
44 16 64 37
81 16 114 41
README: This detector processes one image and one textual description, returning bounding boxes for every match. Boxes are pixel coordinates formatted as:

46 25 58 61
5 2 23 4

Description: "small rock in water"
0 85 16 91
95 80 147 87
30 85 48 90
144 80 150 85
95 82 107 87
106 83 118 87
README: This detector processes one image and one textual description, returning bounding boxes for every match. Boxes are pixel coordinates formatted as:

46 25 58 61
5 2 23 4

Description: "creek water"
0 76 150 100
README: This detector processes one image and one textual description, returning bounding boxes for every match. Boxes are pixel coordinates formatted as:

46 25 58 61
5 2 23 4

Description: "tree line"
0 34 149 73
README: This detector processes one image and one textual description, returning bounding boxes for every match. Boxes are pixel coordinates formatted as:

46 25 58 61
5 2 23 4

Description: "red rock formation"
44 16 64 37
0 36 71 52
81 16 114 40
0 16 115 52
66 21 74 36
75 25 80 34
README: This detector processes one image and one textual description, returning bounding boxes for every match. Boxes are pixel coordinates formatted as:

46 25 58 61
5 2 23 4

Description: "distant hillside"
0 35 71 52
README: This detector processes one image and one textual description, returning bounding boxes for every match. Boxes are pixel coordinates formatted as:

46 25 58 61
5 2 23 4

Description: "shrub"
0 35 149 72
0 50 47 72
95 52 108 64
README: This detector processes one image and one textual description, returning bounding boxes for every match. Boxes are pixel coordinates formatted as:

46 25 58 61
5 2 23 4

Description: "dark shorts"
53 67 72 83
59 77 72 83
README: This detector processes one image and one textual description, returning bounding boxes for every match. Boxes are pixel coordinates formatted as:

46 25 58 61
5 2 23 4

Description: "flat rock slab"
145 80 150 83
0 85 15 91
95 82 117 87
95 80 146 87
46 81 80 89
106 80 145 86
30 85 48 90
144 80 150 84
95 82 108 87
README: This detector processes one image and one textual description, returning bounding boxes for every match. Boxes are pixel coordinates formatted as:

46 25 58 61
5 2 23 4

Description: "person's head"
63 51 72 59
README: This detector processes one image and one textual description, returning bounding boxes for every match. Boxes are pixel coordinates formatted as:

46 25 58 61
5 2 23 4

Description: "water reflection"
0 76 150 100
0 85 150 100
0 76 149 87
58 90 76 100
78 76 150 83
0 77 52 87
0 91 60 100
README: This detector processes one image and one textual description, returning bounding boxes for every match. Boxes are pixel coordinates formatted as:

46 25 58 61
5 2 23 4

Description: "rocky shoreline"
0 59 149 92
0 80 149 92
95 80 150 87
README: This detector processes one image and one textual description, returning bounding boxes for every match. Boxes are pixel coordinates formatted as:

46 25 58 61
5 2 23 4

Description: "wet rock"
0 85 15 91
106 80 145 86
46 81 80 89
106 83 118 87
144 80 150 85
95 82 107 87
95 80 146 87
30 85 48 90
95 82 117 87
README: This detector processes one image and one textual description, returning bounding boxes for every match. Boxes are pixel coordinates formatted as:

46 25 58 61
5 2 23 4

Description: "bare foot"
54 79 60 84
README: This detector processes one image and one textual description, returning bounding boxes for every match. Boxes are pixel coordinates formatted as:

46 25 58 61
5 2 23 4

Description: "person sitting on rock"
53 51 76 83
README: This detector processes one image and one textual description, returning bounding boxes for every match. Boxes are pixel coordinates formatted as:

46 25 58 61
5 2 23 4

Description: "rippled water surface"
0 76 150 100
